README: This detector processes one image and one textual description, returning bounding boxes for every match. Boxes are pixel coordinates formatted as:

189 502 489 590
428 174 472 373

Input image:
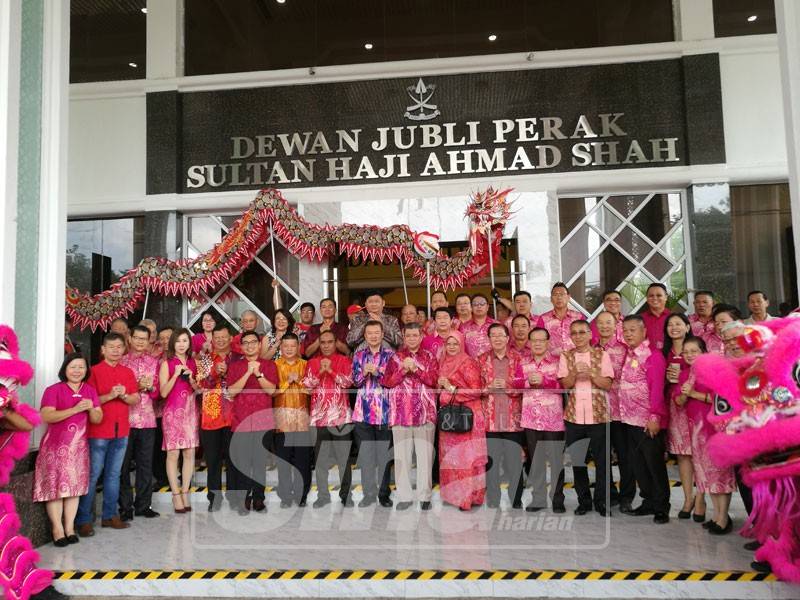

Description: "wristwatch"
256 373 264 380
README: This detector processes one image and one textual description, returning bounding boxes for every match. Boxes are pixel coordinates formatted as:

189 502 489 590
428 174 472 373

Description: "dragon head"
695 316 800 485
0 325 34 410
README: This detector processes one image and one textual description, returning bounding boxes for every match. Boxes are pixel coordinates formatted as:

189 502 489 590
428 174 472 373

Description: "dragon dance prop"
0 325 53 599
66 186 513 331
695 315 800 584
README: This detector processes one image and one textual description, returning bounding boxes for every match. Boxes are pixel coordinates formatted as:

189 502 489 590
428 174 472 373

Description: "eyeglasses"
241 340 260 346
472 301 488 307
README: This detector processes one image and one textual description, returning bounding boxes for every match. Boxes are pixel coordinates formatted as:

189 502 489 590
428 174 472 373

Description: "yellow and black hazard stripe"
54 569 776 582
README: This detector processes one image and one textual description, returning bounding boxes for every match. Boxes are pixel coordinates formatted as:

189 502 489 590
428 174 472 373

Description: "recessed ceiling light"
364 42 373 50
277 0 286 3
129 62 138 68
747 14 758 22
488 34 497 41
140 7 147 13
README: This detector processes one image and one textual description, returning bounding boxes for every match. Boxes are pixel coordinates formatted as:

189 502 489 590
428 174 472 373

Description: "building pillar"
776 0 800 301
146 0 183 80
143 210 183 328
0 2 21 324
673 0 715 41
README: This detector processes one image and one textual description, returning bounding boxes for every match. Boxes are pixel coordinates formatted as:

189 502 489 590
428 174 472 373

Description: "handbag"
437 388 473 433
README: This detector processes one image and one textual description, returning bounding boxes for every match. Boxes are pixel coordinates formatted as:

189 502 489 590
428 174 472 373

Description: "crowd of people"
30 283 784 548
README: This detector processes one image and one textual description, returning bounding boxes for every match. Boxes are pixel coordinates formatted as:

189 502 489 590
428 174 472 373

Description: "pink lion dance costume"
694 315 800 583
0 325 52 599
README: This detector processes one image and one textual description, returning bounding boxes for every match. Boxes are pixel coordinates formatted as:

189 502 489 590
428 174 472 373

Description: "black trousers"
119 427 156 513
524 429 565 507
353 422 393 501
736 466 753 515
486 431 525 505
611 420 636 505
275 430 313 503
200 426 231 506
314 426 354 501
152 417 168 486
565 421 609 509
624 424 670 514
228 429 275 507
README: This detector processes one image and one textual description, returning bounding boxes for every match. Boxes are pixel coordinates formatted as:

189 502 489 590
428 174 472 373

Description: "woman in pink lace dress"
437 331 487 511
676 337 736 534
663 313 704 520
159 328 201 513
33 353 102 545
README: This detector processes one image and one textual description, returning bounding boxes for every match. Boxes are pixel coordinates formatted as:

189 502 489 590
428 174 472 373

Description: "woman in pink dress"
33 353 102 546
191 311 216 355
676 336 735 534
159 328 201 513
437 331 487 511
662 313 704 520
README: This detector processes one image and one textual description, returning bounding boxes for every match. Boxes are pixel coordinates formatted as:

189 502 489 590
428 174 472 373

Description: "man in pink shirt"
302 330 354 508
508 314 533 361
421 307 452 360
594 311 631 511
640 283 671 351
618 315 669 524
590 289 625 344
501 291 538 330
558 320 614 516
515 327 564 513
461 293 497 358
451 293 473 331
688 290 716 342
383 324 439 511
537 282 582 357
422 291 449 336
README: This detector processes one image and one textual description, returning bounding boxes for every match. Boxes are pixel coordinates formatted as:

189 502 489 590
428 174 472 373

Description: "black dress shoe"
631 505 654 516
135 507 160 518
693 512 706 523
751 560 772 574
744 540 762 551
396 501 413 511
595 504 610 517
53 537 69 548
512 500 523 510
66 534 80 544
552 503 566 514
298 497 307 507
420 501 432 511
358 495 376 508
120 509 134 522
618 503 634 515
574 505 592 516
30 585 70 600
610 496 620 507
678 509 692 519
252 499 266 512
341 496 354 507
525 505 545 513
653 512 670 524
702 519 714 529
708 516 733 535
244 495 252 511
379 496 393 508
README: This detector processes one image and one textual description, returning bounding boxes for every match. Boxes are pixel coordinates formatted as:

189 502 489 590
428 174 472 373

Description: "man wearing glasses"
461 293 497 358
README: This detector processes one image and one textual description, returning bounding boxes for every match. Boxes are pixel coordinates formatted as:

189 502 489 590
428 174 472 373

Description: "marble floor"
36 465 798 598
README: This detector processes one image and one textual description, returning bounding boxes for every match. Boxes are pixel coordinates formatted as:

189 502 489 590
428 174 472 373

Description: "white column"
776 0 800 300
673 0 715 41
31 0 69 442
0 2 21 324
146 0 184 79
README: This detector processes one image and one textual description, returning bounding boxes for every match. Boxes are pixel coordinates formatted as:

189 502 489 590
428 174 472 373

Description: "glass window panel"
631 193 680 244
558 196 596 241
70 0 146 83
188 216 226 255
613 227 654 262
619 270 654 315
568 245 635 314
587 206 624 238
606 194 649 219
561 223 602 283
714 0 776 38
669 264 689 309
660 224 685 262
643 251 672 280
